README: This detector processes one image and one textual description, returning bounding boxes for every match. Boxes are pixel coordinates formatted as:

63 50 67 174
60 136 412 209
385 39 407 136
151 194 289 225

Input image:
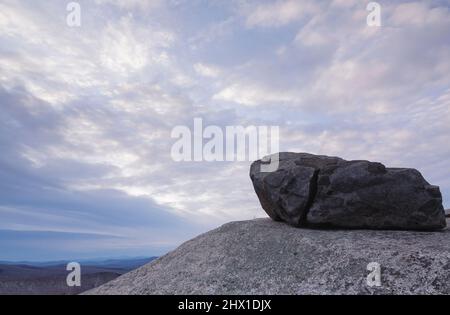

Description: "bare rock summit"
84 218 450 295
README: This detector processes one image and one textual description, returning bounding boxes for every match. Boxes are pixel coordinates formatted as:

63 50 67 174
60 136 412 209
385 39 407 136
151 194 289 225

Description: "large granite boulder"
250 152 446 230
85 218 450 295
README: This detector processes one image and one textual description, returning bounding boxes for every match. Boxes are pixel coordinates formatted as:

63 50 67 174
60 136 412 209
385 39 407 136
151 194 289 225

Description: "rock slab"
250 153 446 230
85 218 450 295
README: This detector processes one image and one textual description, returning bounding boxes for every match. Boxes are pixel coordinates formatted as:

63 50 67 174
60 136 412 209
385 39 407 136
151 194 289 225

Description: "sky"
0 0 449 261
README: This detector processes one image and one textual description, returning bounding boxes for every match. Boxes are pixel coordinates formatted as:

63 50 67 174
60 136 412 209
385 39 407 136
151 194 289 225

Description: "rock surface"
85 218 450 295
250 152 446 230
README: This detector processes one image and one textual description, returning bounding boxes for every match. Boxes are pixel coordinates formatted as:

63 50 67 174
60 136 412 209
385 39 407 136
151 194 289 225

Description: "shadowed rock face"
250 153 343 225
250 152 446 230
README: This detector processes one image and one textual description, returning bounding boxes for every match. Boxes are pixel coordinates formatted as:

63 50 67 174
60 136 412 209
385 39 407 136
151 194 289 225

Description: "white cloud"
99 16 175 76
213 83 296 106
243 0 319 28
194 63 222 78
295 28 330 46
94 0 163 10
390 2 450 26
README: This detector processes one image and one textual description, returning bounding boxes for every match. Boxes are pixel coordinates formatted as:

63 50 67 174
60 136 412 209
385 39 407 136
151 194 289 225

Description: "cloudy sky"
0 0 449 261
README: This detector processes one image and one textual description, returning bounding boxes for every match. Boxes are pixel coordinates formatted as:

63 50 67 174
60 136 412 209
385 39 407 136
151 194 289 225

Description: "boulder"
250 152 446 230
84 218 450 295
249 153 343 226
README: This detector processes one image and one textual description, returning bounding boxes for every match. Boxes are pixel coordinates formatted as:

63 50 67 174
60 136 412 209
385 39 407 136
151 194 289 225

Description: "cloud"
194 63 222 78
242 0 319 28
213 83 295 106
93 0 163 11
0 0 449 260
390 2 450 26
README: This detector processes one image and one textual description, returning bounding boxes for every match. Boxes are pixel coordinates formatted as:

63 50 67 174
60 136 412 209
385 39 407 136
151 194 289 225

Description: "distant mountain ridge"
0 257 157 295
0 256 156 267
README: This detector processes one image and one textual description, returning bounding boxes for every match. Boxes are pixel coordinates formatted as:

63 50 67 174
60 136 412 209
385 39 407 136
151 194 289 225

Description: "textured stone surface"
85 218 450 295
308 161 446 230
249 153 343 226
250 152 446 230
